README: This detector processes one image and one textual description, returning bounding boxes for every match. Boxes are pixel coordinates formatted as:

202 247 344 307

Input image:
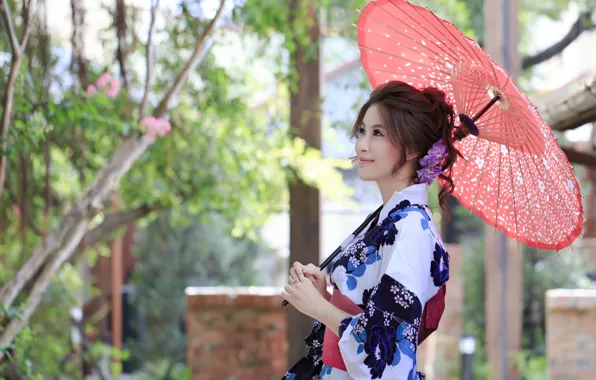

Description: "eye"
358 127 365 135
373 129 384 137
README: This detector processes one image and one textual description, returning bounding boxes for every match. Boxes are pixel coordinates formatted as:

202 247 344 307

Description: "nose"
356 133 370 153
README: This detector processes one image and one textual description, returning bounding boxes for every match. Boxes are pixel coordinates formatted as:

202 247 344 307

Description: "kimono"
283 184 450 380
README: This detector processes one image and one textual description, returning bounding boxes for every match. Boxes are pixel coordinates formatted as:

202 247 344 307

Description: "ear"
405 150 419 162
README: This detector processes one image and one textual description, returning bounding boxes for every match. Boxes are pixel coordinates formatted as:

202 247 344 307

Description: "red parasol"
357 0 583 251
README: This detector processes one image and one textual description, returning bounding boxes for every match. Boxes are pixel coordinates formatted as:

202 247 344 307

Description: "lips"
358 158 374 164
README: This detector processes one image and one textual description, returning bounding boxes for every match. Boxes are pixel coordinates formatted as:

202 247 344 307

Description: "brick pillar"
546 289 596 379
186 287 288 380
418 243 464 379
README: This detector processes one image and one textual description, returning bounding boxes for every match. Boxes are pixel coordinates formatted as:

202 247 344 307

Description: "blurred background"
0 0 595 379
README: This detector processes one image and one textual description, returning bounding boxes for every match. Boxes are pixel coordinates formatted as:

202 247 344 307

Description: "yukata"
283 184 450 380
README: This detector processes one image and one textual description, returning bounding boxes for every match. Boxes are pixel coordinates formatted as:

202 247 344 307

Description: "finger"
284 284 294 293
293 262 305 282
303 275 317 285
288 275 294 284
304 264 323 279
281 291 290 302
289 268 301 283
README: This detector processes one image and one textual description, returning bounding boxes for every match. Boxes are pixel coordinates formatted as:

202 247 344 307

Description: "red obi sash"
321 285 446 371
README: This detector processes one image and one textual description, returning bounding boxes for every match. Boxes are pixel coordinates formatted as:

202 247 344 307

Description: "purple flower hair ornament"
416 139 448 185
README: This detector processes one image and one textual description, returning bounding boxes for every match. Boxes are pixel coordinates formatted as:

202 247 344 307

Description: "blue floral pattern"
283 184 448 380
340 276 422 379
430 243 450 287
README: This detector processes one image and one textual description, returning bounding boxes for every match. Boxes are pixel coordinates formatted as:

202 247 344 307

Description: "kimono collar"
378 183 429 222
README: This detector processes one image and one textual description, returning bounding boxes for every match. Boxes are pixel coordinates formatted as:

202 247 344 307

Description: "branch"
0 219 89 360
116 0 129 90
561 146 596 168
153 0 226 118
0 0 225 352
0 134 154 309
19 0 36 54
85 205 157 246
70 0 89 86
139 0 160 120
0 0 21 54
522 10 595 70
0 0 38 199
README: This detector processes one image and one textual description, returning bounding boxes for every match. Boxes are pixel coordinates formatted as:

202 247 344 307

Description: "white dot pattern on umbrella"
357 0 583 251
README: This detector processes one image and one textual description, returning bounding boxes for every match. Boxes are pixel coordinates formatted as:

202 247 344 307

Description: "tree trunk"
483 0 523 379
287 0 322 366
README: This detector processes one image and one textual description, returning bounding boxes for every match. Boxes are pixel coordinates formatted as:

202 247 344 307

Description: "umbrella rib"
505 145 521 240
512 147 543 249
360 66 455 87
469 140 493 214
358 9 461 63
373 1 464 61
479 113 545 150
455 70 489 115
358 41 454 77
394 0 482 63
461 89 488 104
452 137 481 189
462 90 492 114
535 140 578 206
407 0 502 85
531 151 581 229
457 82 484 112
530 143 582 249
494 141 503 228
522 150 560 251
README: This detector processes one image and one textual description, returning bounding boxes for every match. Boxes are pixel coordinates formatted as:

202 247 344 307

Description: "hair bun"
422 87 447 107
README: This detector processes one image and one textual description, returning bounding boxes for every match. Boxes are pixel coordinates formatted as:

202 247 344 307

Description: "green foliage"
460 234 589 379
127 211 275 371
0 263 94 379
512 350 548 380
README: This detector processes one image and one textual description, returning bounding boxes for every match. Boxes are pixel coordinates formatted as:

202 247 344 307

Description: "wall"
186 287 288 380
546 288 596 380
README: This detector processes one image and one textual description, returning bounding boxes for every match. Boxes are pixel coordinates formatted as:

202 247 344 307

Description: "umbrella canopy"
357 0 583 250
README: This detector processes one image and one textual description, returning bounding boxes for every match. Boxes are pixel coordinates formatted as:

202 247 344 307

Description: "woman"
281 81 458 380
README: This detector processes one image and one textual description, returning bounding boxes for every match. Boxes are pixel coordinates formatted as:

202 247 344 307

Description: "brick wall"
546 289 596 380
186 287 287 380
577 237 596 270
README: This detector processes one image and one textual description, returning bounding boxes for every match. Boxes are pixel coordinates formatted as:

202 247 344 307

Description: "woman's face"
354 104 402 182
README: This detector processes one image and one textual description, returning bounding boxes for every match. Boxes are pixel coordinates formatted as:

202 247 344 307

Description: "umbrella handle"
455 95 501 141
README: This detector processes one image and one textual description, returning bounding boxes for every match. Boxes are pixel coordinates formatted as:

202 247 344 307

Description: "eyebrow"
361 122 385 129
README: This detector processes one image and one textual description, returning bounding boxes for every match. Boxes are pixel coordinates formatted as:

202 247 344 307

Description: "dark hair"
351 81 462 211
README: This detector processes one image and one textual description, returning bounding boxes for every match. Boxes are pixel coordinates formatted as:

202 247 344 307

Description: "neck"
376 175 415 203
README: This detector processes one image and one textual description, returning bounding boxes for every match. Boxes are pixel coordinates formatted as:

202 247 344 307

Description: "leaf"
357 343 364 355
347 275 358 290
398 339 416 359
352 263 366 277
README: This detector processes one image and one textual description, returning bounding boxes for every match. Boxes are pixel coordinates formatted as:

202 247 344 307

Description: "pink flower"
86 85 97 95
141 116 172 138
96 72 113 89
12 204 21 217
105 77 121 98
